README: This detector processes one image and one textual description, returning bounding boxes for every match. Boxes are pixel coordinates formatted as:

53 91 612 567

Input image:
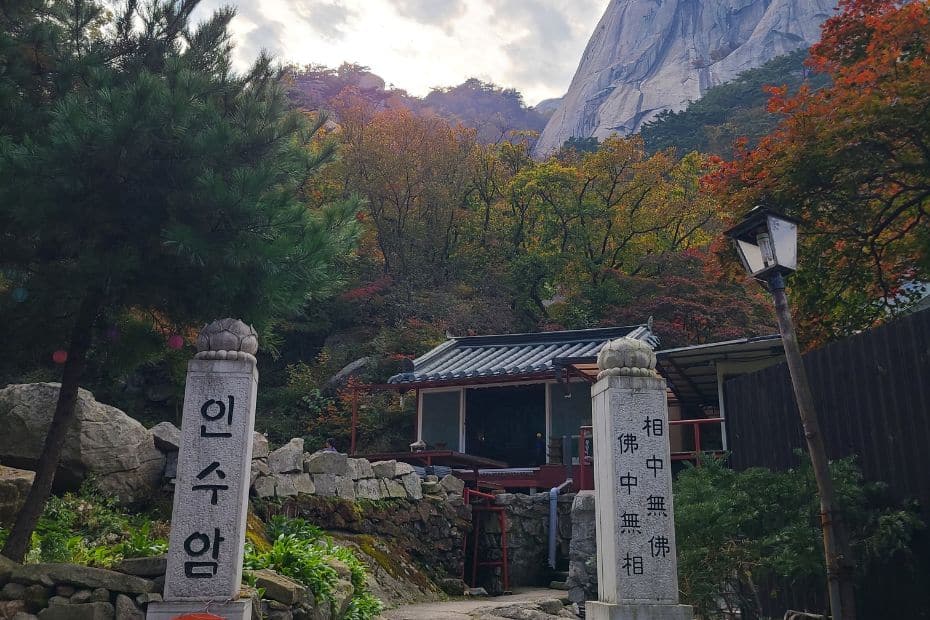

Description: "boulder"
250 569 307 605
329 579 354 619
399 473 422 500
354 479 381 501
393 462 415 477
311 474 336 497
37 602 113 620
114 594 142 620
0 466 33 527
70 590 92 604
334 476 356 501
0 384 164 502
252 475 276 498
112 556 166 578
370 461 396 479
303 451 348 476
347 459 373 480
268 439 304 474
0 549 20 587
323 357 371 393
252 432 270 460
421 481 442 495
381 479 406 499
1 582 25 600
0 600 26 619
148 422 179 452
133 593 161 606
439 474 464 496
250 459 270 487
11 564 156 595
276 473 315 497
163 452 177 480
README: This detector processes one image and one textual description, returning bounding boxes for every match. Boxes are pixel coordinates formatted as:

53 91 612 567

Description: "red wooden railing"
576 418 725 490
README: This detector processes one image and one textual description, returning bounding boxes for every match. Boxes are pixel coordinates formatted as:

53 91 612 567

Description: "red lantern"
52 350 68 364
167 334 185 350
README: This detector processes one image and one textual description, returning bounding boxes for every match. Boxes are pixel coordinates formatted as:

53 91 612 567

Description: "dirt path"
380 588 571 620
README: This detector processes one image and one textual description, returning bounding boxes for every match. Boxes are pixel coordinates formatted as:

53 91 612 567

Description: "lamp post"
726 207 856 620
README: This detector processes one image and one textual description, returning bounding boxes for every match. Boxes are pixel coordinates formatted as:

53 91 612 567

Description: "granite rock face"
0 466 35 526
534 0 836 155
0 384 164 502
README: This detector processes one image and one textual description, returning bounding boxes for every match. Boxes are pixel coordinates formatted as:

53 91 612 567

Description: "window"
420 390 461 451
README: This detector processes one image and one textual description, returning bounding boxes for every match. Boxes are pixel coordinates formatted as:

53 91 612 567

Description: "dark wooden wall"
724 308 930 516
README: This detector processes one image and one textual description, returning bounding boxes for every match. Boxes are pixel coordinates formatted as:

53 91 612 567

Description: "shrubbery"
245 516 383 620
0 481 168 567
674 455 925 618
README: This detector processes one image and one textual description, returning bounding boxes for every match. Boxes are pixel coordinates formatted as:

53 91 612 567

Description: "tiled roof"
388 325 657 385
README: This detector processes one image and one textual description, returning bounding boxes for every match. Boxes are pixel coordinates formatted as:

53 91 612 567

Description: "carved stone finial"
596 337 658 380
194 318 258 363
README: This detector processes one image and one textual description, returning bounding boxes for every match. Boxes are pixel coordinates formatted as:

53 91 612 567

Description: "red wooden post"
693 421 702 465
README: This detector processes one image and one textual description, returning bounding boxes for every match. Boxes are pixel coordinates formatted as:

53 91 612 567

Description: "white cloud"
191 0 610 105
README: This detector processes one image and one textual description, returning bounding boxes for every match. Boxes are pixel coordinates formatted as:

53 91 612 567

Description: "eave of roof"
655 334 784 407
389 324 656 386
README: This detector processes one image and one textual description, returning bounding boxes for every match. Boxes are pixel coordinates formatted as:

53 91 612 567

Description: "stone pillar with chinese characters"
146 319 259 620
588 337 693 620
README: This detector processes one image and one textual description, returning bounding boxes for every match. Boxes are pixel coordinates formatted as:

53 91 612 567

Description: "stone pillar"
147 319 259 620
587 338 692 620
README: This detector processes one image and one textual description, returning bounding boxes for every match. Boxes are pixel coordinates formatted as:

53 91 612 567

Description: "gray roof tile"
388 325 657 385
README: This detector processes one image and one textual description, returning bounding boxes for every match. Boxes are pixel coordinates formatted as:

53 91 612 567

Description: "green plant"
244 517 383 619
22 481 167 568
113 522 168 559
674 454 924 618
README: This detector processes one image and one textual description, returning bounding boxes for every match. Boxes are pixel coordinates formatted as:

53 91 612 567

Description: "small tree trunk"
1 294 98 562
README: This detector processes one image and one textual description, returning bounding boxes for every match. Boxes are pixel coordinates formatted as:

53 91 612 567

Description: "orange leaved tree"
708 0 930 345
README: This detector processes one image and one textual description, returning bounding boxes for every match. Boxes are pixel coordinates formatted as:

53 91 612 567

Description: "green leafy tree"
0 0 358 561
675 456 925 618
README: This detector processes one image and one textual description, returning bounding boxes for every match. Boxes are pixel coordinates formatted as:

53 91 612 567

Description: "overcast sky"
191 0 610 106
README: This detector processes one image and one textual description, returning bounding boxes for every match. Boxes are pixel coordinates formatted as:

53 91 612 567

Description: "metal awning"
388 325 658 386
655 335 784 407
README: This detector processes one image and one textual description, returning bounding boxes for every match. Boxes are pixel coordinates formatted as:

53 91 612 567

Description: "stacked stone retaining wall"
473 492 574 593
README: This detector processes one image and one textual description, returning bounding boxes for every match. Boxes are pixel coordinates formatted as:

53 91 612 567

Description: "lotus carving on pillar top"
194 318 259 363
596 337 658 380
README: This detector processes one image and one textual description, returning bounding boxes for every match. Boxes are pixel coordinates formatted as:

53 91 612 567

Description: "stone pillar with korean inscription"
147 319 259 620
588 337 693 620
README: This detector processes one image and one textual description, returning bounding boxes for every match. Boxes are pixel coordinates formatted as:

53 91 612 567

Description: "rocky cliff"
534 0 836 156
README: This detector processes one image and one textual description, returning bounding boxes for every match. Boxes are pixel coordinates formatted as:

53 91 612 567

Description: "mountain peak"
534 0 836 157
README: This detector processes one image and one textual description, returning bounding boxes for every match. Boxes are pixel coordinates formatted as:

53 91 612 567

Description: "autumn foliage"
708 0 930 343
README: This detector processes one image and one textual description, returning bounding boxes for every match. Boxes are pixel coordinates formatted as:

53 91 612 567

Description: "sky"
191 0 611 106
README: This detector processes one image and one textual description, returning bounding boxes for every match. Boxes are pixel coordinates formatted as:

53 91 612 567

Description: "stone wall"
565 491 597 605
474 492 574 593
242 434 472 592
0 554 352 620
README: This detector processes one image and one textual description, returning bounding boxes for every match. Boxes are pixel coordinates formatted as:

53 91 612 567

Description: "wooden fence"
723 308 930 618
724 307 930 515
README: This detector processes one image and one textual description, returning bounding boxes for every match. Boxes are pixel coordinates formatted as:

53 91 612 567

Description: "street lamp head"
725 206 800 282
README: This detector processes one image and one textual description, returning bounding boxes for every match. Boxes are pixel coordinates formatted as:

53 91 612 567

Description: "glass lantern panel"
767 216 798 270
736 239 766 275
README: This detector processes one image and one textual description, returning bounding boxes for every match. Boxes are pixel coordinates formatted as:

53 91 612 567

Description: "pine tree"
0 0 359 561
